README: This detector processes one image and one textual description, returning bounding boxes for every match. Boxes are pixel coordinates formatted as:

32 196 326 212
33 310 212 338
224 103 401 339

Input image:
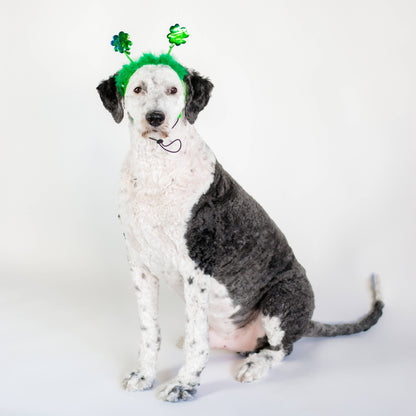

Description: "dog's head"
97 63 213 139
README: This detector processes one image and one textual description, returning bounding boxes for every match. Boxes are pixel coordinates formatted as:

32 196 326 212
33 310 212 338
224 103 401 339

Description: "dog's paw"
157 379 198 402
235 358 270 383
122 371 154 392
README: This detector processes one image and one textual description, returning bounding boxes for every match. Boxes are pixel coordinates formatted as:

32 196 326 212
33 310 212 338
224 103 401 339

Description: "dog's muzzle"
146 111 165 127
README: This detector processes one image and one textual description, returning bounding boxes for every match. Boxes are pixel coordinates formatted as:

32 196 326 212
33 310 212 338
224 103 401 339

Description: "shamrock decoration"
167 24 189 55
111 31 133 62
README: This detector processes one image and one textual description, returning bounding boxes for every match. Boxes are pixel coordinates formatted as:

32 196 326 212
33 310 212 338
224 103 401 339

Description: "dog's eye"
134 86 142 94
169 87 178 95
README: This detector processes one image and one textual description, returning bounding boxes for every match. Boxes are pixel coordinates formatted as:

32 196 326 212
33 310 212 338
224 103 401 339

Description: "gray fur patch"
183 71 213 124
96 75 124 123
185 162 315 352
305 300 384 337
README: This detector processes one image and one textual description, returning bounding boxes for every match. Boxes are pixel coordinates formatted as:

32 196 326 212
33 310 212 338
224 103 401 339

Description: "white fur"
371 274 383 303
121 267 160 391
119 66 217 289
119 65 216 399
236 349 285 383
208 279 241 334
262 315 285 347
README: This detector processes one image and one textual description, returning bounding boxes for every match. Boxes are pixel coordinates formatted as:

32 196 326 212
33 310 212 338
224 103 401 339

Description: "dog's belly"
209 314 265 352
208 279 265 352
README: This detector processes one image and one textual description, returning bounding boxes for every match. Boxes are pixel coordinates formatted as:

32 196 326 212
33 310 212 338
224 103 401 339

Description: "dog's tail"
304 275 384 337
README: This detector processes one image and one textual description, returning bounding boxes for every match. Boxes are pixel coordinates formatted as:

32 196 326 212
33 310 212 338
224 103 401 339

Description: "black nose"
146 111 165 127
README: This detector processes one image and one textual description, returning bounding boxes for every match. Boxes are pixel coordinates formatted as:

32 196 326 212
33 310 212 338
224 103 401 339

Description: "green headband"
115 53 188 96
110 25 189 96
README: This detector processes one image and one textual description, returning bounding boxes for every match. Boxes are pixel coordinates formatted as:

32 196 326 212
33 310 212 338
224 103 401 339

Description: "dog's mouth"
140 120 183 153
141 122 170 140
141 128 169 140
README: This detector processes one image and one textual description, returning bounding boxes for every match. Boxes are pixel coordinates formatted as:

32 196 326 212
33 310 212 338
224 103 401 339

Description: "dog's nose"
146 111 165 127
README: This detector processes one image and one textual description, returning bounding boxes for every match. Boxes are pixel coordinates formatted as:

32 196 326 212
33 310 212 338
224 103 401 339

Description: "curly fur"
97 62 383 402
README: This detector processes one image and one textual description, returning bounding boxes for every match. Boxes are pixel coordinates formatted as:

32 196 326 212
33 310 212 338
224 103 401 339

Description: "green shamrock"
167 24 189 54
111 31 133 62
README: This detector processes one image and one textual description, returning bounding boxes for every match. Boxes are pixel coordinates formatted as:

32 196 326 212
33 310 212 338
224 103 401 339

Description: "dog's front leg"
122 266 160 392
158 270 210 402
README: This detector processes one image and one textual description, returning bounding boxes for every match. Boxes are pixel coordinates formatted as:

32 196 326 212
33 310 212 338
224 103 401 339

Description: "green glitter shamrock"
167 24 189 55
111 31 133 63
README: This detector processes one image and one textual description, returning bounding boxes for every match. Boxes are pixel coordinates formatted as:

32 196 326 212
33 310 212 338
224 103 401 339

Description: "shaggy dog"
97 61 383 402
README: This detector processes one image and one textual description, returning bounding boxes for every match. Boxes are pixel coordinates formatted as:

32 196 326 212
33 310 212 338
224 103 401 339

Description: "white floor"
1 264 413 416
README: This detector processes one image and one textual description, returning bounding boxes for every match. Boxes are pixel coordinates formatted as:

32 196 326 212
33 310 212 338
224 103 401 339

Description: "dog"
97 59 383 402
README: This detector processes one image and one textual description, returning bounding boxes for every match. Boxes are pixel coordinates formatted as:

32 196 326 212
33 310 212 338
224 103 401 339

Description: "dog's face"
97 64 214 133
124 65 185 139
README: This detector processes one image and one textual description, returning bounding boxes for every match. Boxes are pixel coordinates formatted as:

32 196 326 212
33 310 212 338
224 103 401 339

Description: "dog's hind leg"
236 268 314 383
236 316 287 383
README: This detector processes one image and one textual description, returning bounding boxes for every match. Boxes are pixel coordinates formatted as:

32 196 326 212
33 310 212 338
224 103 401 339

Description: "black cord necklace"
148 115 182 153
148 137 182 153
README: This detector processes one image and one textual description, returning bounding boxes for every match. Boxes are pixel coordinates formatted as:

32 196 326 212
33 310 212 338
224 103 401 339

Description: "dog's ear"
96 74 124 123
183 70 214 124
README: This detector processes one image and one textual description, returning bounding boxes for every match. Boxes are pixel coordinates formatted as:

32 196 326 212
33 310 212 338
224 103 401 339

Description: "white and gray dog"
97 61 383 402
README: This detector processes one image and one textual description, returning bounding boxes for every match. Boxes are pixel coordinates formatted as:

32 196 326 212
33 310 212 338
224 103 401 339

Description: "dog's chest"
118 143 216 286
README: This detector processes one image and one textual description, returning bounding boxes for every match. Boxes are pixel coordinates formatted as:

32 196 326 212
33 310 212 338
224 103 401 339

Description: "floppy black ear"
96 74 124 123
184 70 214 124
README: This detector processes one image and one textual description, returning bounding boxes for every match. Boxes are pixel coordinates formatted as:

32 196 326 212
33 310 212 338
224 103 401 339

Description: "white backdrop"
1 0 415 415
